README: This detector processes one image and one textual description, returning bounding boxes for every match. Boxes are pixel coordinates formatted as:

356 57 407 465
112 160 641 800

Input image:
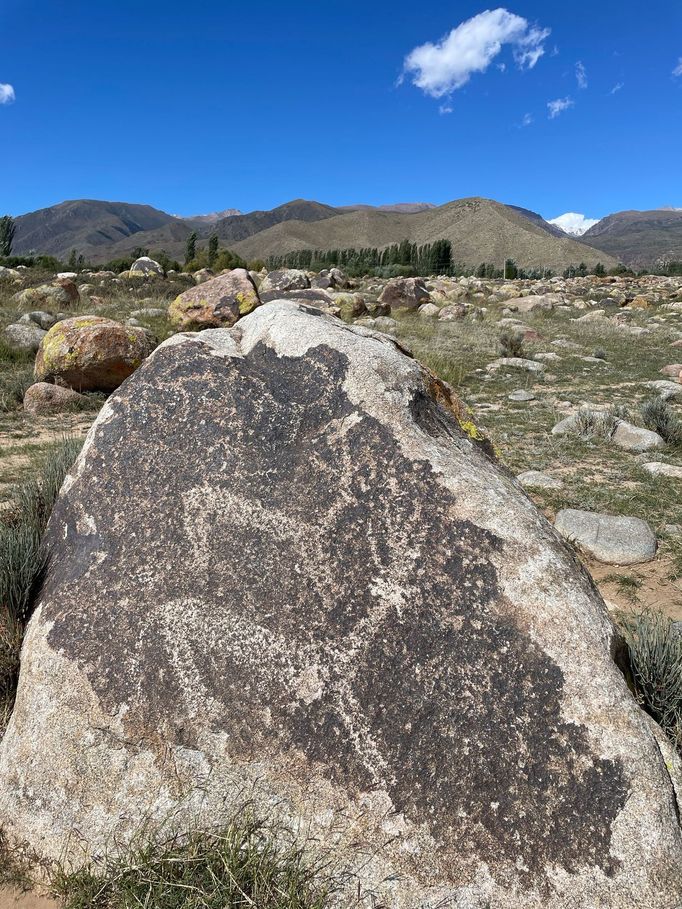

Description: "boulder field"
0 301 681 907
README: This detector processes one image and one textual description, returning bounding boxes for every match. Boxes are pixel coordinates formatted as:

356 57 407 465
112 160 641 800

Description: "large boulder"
1 301 681 907
378 277 431 309
169 269 260 330
130 256 164 277
34 316 155 391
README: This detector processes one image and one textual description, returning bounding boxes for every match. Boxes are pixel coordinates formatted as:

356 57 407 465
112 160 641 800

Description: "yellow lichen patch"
236 292 259 316
425 371 491 450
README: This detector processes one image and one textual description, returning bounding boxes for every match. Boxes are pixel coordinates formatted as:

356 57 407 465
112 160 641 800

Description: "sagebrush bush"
0 437 82 733
498 330 524 358
622 609 682 749
640 397 682 445
573 407 618 440
52 814 335 909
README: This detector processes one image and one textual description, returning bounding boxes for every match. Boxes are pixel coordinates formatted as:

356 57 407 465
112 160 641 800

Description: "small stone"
18 311 58 330
23 382 88 415
487 357 545 374
644 380 682 401
508 389 536 402
374 316 398 333
642 462 682 480
3 322 47 353
517 471 563 490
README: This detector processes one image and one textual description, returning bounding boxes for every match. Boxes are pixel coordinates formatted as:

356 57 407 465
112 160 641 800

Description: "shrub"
640 397 682 445
0 363 34 413
498 330 524 359
622 610 682 750
0 437 82 733
592 347 607 360
52 814 335 909
573 407 619 440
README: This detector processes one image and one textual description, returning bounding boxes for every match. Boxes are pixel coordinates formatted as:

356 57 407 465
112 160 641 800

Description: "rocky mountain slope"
581 209 682 268
11 200 203 261
231 198 617 271
11 197 617 270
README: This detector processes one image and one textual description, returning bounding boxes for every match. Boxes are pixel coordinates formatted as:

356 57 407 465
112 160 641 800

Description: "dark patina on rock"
1 301 681 908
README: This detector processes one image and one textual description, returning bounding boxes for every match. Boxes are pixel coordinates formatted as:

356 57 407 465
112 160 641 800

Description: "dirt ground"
0 891 59 909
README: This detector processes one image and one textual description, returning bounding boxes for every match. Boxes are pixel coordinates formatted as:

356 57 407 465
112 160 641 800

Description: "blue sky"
1 0 681 222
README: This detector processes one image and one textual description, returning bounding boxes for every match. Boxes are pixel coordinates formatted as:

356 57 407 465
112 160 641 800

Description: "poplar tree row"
267 239 453 276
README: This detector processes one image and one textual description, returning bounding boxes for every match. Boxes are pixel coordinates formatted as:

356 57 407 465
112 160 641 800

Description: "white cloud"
402 8 550 99
549 212 601 236
609 82 624 95
521 112 533 126
547 96 573 118
0 84 15 105
575 61 587 89
674 58 682 77
439 104 453 115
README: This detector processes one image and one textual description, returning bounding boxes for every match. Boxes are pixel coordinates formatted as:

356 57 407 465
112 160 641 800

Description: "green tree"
0 216 16 257
68 249 78 269
208 234 219 267
593 262 606 277
185 231 197 266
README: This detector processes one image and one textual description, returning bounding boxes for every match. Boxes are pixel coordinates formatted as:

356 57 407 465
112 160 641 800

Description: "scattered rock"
644 380 682 401
169 269 261 330
642 462 682 480
512 294 561 313
13 280 79 309
487 357 545 373
555 508 657 565
18 311 58 330
130 257 164 277
378 277 431 310
259 269 310 295
130 307 167 319
508 389 536 402
3 322 47 353
34 316 156 391
438 303 468 321
23 382 88 415
517 470 563 490
373 315 398 333
612 421 665 452
418 302 440 318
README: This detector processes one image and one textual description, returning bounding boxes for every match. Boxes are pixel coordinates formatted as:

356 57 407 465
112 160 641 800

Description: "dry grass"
51 813 336 909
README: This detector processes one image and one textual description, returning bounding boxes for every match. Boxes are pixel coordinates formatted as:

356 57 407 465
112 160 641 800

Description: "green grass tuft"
621 609 682 750
0 436 82 735
52 814 336 909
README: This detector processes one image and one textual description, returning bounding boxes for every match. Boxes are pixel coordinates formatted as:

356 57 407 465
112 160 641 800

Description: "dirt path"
0 891 59 909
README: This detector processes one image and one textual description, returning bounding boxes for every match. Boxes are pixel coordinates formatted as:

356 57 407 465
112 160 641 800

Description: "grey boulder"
612 421 666 452
1 302 681 908
554 508 657 565
517 470 563 490
260 269 310 294
18 311 58 330
2 322 47 353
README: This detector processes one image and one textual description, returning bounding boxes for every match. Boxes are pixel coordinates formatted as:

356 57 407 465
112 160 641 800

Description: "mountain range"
9 197 681 270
